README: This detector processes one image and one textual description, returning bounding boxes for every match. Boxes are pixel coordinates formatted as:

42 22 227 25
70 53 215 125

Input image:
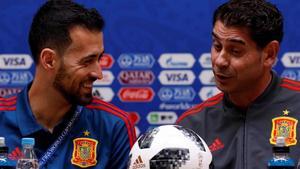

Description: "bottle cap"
21 138 35 146
273 136 289 153
0 137 5 146
275 136 286 147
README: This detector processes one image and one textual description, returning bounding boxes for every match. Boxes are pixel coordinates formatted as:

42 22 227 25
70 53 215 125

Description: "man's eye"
213 44 222 51
231 49 241 55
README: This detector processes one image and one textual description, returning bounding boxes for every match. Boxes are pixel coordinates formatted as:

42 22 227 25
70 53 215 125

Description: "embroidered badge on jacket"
71 138 98 168
269 109 298 146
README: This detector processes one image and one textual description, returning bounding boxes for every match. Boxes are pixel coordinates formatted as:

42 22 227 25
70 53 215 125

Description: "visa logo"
4 58 25 65
281 52 300 68
290 56 300 63
166 73 188 81
159 70 195 85
0 54 33 69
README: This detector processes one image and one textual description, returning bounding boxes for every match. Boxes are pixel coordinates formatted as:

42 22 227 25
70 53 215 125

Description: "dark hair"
29 0 105 63
213 0 283 49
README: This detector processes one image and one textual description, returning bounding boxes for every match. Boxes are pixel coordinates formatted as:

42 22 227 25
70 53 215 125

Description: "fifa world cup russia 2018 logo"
71 138 98 168
270 111 298 146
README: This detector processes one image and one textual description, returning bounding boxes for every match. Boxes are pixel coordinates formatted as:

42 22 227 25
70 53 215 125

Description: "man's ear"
39 48 57 70
262 40 280 67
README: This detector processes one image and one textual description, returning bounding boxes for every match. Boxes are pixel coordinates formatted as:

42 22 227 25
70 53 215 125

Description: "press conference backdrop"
0 0 300 135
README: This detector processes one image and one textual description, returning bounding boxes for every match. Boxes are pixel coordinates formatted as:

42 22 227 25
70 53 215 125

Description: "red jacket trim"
86 98 136 147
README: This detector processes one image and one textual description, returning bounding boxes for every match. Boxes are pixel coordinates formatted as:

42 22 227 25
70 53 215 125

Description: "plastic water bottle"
0 137 9 161
296 156 300 169
268 136 295 169
16 138 39 169
0 137 15 169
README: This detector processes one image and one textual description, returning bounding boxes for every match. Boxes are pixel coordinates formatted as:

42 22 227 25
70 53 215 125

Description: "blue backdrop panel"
0 0 300 135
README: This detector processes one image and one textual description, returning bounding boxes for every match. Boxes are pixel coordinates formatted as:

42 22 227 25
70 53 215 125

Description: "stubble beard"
53 64 93 106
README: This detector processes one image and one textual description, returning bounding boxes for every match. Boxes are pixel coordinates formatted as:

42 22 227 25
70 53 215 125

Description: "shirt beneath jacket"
177 72 300 169
0 83 136 169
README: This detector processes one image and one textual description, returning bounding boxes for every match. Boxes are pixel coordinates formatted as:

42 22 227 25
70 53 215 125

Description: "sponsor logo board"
158 53 195 68
0 88 22 97
118 87 154 102
158 87 195 102
281 52 300 68
199 69 215 85
281 69 300 80
118 53 155 68
147 111 177 124
100 53 114 69
199 86 221 101
158 70 195 85
0 71 33 85
199 53 212 68
0 54 33 69
92 87 114 102
118 70 154 85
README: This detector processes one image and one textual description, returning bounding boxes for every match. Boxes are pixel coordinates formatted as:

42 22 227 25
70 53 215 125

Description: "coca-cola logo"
118 70 154 85
118 87 154 102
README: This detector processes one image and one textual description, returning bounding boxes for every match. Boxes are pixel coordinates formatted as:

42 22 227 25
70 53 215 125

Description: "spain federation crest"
71 138 98 168
269 110 298 146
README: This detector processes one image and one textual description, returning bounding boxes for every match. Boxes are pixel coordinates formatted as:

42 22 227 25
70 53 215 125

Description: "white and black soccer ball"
128 125 213 169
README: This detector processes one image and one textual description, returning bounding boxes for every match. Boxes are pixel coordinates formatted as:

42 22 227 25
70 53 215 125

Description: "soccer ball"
128 125 212 169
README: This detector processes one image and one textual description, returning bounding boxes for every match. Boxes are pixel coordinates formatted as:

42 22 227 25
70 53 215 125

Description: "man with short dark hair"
0 1 136 168
177 0 300 168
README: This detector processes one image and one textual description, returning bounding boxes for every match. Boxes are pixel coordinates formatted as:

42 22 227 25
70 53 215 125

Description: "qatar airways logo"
158 70 195 85
93 71 114 86
158 53 195 68
118 87 154 102
0 54 33 69
118 70 155 85
281 52 300 68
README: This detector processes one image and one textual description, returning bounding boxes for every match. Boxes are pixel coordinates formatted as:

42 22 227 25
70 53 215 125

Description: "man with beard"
0 1 136 168
177 0 300 169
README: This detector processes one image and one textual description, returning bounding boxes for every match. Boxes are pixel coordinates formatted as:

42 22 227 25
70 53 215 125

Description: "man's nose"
214 50 230 68
90 62 103 80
